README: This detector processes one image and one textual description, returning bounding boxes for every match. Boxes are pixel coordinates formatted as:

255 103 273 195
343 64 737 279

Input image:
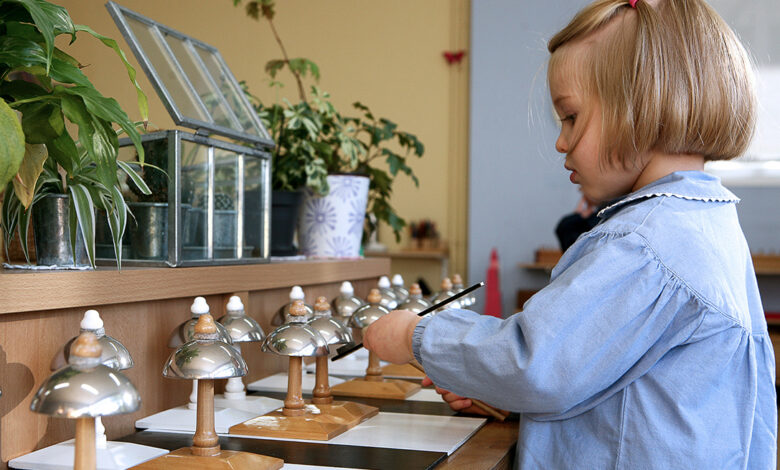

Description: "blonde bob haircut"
548 0 757 166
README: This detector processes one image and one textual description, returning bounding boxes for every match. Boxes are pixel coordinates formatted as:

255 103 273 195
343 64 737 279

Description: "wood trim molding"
0 258 390 315
446 0 471 282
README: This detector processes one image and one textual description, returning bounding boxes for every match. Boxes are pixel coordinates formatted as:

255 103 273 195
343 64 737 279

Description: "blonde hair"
548 0 757 166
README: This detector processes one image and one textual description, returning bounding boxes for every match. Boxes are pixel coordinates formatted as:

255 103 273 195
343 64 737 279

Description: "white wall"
468 0 583 315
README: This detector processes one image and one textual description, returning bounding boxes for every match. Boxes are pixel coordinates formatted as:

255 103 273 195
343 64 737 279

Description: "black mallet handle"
331 281 485 361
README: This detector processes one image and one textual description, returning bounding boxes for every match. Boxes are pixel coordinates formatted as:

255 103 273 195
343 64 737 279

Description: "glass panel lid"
106 1 273 148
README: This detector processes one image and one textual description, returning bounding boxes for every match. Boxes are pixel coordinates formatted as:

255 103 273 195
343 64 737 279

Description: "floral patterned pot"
298 175 369 258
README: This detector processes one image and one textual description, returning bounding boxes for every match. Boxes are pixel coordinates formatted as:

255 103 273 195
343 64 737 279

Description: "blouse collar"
597 171 739 220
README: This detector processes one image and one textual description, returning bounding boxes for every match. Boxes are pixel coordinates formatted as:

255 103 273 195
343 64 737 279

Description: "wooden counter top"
0 258 388 314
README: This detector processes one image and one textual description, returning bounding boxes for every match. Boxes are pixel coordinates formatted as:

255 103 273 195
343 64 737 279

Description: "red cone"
484 248 503 318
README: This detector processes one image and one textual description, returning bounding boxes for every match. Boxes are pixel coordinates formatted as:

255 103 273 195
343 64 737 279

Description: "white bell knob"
188 380 198 410
80 309 103 330
191 297 210 316
289 285 305 301
340 281 354 295
378 276 391 289
392 274 404 287
224 377 246 400
227 295 244 313
95 416 107 448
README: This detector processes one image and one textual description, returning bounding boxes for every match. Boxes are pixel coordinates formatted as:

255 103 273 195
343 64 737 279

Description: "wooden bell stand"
305 296 378 426
330 348 421 399
73 334 102 470
132 316 283 470
307 353 379 427
229 356 350 440
380 362 426 379
230 300 351 440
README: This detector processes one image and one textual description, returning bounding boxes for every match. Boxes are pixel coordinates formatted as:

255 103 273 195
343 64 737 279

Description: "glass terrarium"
96 2 274 266
98 131 270 266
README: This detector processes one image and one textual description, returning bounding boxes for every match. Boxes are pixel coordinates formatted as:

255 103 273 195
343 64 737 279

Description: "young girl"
364 0 777 467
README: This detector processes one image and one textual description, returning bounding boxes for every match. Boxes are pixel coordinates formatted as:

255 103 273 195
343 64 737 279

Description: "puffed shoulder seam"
578 218 740 336
627 229 745 335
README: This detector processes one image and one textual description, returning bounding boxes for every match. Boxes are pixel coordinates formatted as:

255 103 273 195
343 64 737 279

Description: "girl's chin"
580 190 605 206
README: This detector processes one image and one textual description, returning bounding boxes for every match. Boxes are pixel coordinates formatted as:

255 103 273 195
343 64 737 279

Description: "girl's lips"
569 170 577 183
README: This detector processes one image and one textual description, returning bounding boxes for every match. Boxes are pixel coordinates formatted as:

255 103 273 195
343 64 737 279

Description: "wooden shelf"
517 261 558 272
0 258 390 315
520 251 780 276
364 248 449 260
752 254 780 275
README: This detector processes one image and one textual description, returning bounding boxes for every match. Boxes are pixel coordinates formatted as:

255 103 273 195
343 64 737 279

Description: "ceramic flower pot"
298 175 369 258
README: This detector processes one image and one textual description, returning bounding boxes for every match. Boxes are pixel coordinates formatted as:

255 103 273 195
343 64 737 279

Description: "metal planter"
32 194 90 267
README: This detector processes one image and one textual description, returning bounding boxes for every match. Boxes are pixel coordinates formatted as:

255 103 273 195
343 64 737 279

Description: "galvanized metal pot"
128 202 168 260
32 193 89 267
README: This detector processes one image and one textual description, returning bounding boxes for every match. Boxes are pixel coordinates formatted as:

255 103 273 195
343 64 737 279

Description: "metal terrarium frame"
100 2 275 266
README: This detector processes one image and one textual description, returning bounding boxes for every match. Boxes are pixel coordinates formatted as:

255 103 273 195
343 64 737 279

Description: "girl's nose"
555 134 568 154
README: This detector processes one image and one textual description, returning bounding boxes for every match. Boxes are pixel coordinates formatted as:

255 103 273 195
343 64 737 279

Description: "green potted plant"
236 0 424 257
0 0 149 268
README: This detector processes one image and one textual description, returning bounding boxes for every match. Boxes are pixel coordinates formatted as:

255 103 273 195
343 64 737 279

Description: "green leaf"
0 99 26 190
15 192 46 263
353 101 374 120
1 182 21 261
8 0 76 72
52 46 80 68
11 143 47 208
380 118 398 136
117 160 151 195
265 59 285 79
104 185 126 269
0 79 50 101
68 183 95 267
306 59 320 81
55 85 143 163
35 0 76 38
45 130 77 176
18 101 64 144
48 57 92 87
0 36 48 69
74 24 149 126
244 1 260 20
0 3 33 23
4 20 44 42
288 58 320 82
384 150 404 176
57 93 120 195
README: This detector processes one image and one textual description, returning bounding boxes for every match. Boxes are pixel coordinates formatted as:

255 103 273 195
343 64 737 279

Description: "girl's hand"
363 310 421 364
422 376 510 418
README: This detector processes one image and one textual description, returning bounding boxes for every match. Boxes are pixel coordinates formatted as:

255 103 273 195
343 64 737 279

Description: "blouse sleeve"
413 230 706 418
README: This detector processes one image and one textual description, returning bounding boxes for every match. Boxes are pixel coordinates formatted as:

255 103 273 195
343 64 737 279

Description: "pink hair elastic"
629 0 639 7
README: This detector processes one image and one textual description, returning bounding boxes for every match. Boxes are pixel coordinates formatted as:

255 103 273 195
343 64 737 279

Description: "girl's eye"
560 114 576 124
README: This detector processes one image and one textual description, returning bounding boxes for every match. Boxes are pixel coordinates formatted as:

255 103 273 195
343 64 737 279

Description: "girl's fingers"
447 398 473 411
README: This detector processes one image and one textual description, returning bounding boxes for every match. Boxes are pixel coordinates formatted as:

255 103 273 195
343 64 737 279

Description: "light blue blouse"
413 171 777 469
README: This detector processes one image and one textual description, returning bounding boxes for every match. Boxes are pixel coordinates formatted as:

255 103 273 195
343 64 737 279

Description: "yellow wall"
55 0 469 280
